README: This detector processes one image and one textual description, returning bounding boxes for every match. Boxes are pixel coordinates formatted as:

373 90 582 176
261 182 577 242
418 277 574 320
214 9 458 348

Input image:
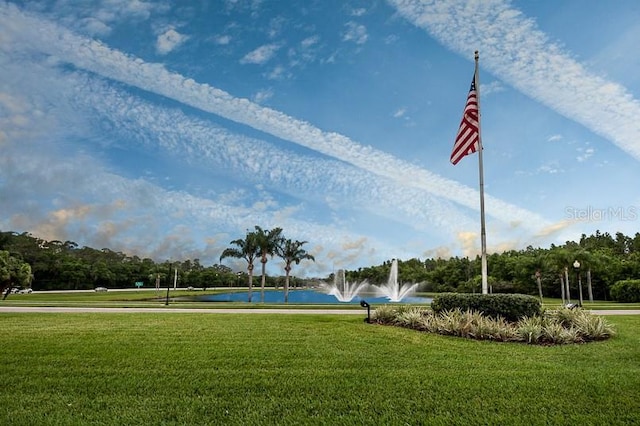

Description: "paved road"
0 306 365 314
0 306 638 315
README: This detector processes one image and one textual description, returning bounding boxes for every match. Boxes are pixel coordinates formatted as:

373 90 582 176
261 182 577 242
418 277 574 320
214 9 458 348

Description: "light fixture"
360 300 371 323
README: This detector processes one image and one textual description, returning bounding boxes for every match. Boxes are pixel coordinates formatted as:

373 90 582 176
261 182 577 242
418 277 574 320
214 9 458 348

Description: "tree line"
346 230 640 301
2 229 640 301
0 228 315 299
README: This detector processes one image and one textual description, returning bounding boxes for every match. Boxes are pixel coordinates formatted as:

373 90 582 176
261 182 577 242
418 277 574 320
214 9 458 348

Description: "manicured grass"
7 290 640 311
1 313 639 425
542 297 640 310
0 292 492 309
1 289 363 309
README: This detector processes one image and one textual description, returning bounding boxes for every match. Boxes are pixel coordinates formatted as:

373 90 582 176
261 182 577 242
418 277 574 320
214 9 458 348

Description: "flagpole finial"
475 50 479 60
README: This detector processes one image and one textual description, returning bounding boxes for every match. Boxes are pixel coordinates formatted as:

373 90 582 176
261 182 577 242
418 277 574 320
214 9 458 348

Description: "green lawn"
1 313 638 425
1 289 363 309
6 290 640 311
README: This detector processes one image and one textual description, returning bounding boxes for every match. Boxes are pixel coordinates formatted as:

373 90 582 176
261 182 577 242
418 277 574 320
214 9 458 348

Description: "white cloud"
577 147 595 162
156 28 188 55
537 162 562 174
301 35 319 49
0 51 481 267
2 3 576 269
343 21 368 45
393 107 407 118
80 76 473 234
110 0 156 19
53 0 161 36
240 43 280 64
0 4 545 230
480 81 505 96
253 88 274 103
351 8 367 17
80 17 111 36
267 65 287 80
213 34 231 45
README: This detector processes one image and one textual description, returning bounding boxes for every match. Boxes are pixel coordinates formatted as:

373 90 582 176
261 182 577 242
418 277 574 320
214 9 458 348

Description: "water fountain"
373 259 418 302
319 269 370 302
180 260 429 304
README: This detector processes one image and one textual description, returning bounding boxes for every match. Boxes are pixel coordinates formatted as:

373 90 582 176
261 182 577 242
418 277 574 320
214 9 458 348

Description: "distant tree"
253 226 283 303
1 250 32 299
219 231 260 302
276 239 315 303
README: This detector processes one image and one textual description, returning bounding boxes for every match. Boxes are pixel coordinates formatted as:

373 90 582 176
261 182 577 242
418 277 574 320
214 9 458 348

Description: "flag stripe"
451 72 480 165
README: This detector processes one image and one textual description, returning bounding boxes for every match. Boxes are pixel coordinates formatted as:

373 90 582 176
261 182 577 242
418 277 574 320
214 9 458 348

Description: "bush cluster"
371 305 615 345
430 293 541 322
610 279 640 303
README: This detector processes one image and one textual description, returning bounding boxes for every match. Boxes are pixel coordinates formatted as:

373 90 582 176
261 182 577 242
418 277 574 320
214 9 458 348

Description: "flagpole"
475 50 488 295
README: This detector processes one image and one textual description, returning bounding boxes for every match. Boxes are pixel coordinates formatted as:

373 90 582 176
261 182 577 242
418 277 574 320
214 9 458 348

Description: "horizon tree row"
2 229 639 301
346 231 640 301
0 230 314 293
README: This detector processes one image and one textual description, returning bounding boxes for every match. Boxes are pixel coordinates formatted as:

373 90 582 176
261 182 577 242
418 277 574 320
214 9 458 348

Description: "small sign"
135 281 144 288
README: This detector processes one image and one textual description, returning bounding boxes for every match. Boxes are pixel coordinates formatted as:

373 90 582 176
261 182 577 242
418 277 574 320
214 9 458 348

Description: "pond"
180 289 432 304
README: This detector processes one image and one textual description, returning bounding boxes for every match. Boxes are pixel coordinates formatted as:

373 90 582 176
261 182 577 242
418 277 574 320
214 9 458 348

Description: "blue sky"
1 0 639 277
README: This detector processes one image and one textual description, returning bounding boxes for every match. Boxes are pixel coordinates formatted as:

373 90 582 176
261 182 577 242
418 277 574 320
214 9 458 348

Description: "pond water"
181 289 432 304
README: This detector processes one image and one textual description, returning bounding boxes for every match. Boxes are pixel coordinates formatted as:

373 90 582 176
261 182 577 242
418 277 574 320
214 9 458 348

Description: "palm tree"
544 247 572 303
219 231 259 303
277 239 315 303
254 226 283 303
580 249 607 302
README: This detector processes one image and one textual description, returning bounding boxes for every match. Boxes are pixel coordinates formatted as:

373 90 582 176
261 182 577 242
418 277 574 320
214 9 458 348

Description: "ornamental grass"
371 306 616 345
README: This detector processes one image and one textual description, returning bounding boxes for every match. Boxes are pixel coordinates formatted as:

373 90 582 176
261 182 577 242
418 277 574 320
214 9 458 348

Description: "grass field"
1 312 638 425
5 289 640 311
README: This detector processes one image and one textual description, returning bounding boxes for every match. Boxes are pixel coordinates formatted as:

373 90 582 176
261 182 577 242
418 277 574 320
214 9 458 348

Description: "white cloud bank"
0 2 547 232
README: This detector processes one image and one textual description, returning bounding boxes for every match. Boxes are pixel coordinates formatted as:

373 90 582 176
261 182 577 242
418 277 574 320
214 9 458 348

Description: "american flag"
450 72 480 165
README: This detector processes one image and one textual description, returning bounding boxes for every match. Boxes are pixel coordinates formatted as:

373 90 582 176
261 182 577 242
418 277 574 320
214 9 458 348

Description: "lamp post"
573 260 582 307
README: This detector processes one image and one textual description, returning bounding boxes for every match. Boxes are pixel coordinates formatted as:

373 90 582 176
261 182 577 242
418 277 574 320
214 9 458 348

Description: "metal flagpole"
474 50 488 295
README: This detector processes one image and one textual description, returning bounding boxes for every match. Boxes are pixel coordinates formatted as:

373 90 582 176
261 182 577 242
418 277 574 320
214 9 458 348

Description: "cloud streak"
388 0 640 161
0 2 548 232
0 45 479 272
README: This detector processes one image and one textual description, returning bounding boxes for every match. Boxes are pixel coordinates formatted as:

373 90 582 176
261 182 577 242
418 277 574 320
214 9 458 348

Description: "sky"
1 0 640 278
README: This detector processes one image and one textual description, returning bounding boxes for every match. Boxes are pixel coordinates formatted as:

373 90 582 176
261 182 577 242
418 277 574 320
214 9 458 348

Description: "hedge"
431 293 542 322
610 279 640 303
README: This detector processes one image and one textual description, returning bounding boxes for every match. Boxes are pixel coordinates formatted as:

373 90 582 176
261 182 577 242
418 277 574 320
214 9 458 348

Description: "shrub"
371 305 615 345
547 306 579 327
470 313 517 341
434 308 463 336
431 293 541 322
371 304 398 324
541 322 573 344
395 307 425 329
610 279 640 303
516 316 544 344
418 312 438 333
553 308 616 341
